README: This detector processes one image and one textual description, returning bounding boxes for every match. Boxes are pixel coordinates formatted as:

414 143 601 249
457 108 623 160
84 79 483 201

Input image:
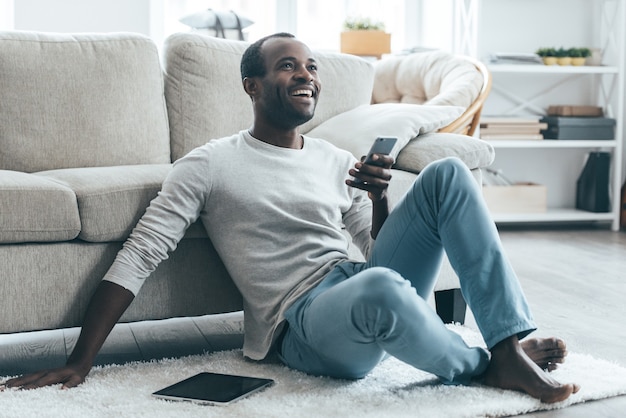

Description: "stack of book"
480 116 548 140
488 52 543 65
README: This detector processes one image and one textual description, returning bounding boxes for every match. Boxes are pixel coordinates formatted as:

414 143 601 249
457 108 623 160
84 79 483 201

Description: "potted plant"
569 47 591 66
536 47 557 65
340 17 391 59
555 47 572 66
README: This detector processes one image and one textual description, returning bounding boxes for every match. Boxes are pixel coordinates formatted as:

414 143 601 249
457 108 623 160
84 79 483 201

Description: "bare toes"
484 337 579 404
540 383 580 404
521 337 568 370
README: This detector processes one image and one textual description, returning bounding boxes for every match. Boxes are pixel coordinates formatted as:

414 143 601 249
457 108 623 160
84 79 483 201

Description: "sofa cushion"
306 103 464 160
36 165 172 242
395 132 495 174
0 170 80 243
164 33 375 161
0 31 171 173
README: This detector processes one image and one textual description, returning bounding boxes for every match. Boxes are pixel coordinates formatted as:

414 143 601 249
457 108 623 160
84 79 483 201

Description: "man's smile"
291 88 314 97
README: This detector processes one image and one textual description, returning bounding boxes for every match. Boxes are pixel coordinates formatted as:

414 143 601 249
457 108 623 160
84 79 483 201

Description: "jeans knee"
415 157 478 199
348 268 422 340
353 267 413 308
424 157 468 180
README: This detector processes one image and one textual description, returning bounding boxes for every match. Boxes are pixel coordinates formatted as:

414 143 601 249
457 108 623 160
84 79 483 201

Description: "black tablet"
152 372 275 406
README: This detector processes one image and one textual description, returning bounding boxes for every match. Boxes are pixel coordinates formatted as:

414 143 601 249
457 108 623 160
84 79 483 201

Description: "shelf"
484 139 618 149
492 208 615 224
488 64 619 74
476 0 624 231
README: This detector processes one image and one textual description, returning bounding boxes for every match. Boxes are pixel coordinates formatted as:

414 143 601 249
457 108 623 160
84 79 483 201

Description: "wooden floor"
1 225 625 416
469 225 626 417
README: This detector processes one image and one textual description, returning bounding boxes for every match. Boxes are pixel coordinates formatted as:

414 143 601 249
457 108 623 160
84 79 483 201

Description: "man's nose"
294 65 314 81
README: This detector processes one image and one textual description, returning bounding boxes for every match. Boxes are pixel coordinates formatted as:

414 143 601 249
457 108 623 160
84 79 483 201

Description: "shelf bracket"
491 74 588 116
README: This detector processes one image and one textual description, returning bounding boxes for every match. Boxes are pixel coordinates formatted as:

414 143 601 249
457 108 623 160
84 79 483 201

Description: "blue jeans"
279 157 536 385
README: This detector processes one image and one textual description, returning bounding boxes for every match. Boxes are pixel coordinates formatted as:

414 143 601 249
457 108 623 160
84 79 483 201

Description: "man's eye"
308 65 318 72
282 63 294 69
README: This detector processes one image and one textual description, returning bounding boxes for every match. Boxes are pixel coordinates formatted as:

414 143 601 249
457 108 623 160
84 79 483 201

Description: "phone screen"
152 372 274 406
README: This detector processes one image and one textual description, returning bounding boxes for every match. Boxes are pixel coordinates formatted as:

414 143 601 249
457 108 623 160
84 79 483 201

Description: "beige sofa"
0 31 494 337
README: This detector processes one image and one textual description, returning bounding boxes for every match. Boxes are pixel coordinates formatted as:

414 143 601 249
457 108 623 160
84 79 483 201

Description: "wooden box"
482 183 547 213
340 30 391 58
547 105 604 117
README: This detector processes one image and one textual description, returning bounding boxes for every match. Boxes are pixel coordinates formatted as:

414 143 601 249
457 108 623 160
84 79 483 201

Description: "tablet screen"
152 372 274 406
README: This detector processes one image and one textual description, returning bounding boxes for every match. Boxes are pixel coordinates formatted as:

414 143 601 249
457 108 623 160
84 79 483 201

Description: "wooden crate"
482 183 547 213
340 31 391 58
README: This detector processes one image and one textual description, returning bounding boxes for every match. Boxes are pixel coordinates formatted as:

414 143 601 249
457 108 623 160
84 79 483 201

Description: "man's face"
255 37 321 130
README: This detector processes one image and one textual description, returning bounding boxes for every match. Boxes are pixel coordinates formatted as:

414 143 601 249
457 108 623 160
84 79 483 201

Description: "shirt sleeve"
342 187 375 260
103 149 210 295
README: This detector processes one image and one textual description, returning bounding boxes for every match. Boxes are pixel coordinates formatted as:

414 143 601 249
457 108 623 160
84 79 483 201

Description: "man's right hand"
2 363 90 390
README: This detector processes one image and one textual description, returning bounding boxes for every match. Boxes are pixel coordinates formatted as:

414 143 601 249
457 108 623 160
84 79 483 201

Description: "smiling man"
3 33 578 404
242 35 320 137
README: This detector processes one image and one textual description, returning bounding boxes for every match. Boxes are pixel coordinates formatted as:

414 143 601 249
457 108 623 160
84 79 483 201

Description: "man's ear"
243 77 259 98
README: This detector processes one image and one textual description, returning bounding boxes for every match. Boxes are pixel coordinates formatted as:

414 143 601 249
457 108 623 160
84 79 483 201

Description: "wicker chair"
437 57 492 136
371 50 492 137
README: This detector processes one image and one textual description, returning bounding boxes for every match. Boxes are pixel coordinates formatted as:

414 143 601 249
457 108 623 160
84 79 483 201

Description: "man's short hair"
240 32 296 80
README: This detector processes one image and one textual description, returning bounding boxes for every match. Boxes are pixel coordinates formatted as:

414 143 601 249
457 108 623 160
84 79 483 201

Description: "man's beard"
265 101 316 130
258 82 318 130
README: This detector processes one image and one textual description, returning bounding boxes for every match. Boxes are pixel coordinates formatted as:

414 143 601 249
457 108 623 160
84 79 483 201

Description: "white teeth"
292 89 312 97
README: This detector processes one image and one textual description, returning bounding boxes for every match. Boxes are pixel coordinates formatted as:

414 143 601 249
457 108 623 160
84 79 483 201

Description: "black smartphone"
352 136 398 184
152 372 275 406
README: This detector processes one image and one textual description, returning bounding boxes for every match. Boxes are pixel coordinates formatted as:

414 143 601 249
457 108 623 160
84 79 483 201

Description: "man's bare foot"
483 336 580 404
521 337 567 371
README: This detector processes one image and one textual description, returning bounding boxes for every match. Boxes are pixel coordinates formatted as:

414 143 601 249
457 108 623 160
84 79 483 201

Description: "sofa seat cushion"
0 31 171 173
0 170 80 243
35 164 172 242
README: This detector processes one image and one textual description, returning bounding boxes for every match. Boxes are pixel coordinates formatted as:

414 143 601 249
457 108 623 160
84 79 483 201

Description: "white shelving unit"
473 0 625 231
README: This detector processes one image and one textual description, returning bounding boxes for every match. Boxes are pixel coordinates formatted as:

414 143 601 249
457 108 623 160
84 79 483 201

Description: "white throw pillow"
305 103 464 159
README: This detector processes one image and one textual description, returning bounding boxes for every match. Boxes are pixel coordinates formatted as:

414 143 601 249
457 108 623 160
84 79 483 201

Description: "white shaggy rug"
2 325 626 418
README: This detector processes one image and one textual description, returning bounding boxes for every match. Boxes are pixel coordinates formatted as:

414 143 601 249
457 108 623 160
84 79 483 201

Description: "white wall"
0 0 13 29
13 0 152 34
477 0 597 59
11 0 166 51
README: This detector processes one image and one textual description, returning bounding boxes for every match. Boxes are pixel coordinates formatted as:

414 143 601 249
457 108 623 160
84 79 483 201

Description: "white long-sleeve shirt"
103 130 374 359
